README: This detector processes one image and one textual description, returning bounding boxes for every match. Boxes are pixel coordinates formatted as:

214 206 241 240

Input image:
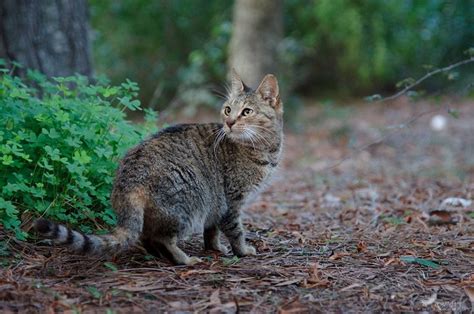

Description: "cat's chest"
225 154 279 197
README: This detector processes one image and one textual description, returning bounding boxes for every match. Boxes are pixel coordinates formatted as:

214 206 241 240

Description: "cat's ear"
230 68 246 96
256 74 281 109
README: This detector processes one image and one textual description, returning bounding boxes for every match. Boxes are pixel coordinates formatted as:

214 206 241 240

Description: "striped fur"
33 218 137 255
34 72 283 265
33 186 145 255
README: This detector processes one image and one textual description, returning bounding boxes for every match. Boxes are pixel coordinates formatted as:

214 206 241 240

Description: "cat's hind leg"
142 237 164 258
155 236 202 265
204 226 228 254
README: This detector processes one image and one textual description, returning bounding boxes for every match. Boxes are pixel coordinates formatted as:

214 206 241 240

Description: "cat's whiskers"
246 127 272 147
212 128 226 157
211 88 228 100
242 129 257 151
223 82 232 100
206 126 223 141
247 124 275 136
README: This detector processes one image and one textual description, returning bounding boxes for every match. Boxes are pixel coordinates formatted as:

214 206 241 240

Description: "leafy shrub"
0 61 158 239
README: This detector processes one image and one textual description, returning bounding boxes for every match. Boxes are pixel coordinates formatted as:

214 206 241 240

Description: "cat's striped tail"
33 218 141 255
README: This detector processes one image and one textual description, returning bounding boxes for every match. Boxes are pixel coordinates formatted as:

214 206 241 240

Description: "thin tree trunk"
0 0 92 78
228 0 283 88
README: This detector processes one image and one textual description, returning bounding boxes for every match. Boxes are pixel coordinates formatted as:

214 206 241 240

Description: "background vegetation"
1 1 473 311
0 63 157 238
90 0 474 108
1 0 473 239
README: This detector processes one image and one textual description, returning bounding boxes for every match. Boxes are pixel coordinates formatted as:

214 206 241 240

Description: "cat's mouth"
223 125 243 139
224 126 258 143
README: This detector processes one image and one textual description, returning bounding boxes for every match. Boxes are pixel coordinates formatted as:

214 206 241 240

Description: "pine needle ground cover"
1 98 473 312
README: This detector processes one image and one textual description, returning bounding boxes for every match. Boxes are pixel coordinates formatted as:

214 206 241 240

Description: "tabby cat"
34 70 283 265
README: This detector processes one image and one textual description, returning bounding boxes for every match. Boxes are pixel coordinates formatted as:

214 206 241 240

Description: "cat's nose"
226 119 236 129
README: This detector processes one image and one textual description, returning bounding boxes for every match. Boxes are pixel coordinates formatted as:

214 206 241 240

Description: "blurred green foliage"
0 61 157 239
90 0 474 108
286 0 474 94
90 0 232 110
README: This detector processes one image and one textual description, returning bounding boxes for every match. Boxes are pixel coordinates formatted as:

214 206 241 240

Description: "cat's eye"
224 106 231 115
241 108 253 116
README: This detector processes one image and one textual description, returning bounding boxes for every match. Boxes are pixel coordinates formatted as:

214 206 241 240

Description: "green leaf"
400 256 440 269
0 241 10 257
86 286 102 299
38 158 54 171
464 47 474 57
44 146 61 161
103 86 119 97
447 71 459 81
0 66 155 240
222 256 240 266
396 77 415 89
1 155 13 166
0 197 18 217
66 162 84 175
73 150 92 165
364 94 382 102
103 262 118 272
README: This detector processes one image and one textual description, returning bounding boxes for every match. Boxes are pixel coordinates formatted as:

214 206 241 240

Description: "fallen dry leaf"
301 263 331 288
356 241 367 253
291 231 306 244
424 210 459 225
329 252 351 260
464 287 474 303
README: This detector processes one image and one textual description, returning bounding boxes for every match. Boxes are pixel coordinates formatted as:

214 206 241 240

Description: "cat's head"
220 69 283 145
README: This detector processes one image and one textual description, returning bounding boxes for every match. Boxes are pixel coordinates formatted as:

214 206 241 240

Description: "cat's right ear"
230 68 247 97
256 74 281 110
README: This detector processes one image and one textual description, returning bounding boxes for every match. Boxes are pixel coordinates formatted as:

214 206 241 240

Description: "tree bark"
228 0 283 88
0 0 92 78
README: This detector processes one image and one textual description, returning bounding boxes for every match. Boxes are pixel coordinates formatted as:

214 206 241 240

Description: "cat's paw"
212 244 229 254
185 256 203 266
237 245 256 257
205 241 229 254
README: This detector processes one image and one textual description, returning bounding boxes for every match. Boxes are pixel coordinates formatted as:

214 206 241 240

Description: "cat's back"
148 123 221 161
113 123 221 193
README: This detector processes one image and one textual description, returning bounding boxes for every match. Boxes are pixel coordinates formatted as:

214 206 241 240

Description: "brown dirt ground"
1 97 473 313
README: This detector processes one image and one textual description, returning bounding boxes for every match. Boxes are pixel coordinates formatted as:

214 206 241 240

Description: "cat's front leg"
220 209 256 257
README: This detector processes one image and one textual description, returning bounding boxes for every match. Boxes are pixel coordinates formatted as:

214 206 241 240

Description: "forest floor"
1 97 473 313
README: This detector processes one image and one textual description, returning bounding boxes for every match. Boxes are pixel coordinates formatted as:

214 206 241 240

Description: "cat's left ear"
230 68 250 97
256 74 281 110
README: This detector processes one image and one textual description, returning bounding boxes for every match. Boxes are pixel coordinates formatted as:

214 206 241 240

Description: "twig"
376 56 474 103
315 56 474 173
321 108 439 172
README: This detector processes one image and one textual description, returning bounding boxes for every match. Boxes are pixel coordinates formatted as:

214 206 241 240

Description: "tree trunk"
0 0 92 78
228 0 283 88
